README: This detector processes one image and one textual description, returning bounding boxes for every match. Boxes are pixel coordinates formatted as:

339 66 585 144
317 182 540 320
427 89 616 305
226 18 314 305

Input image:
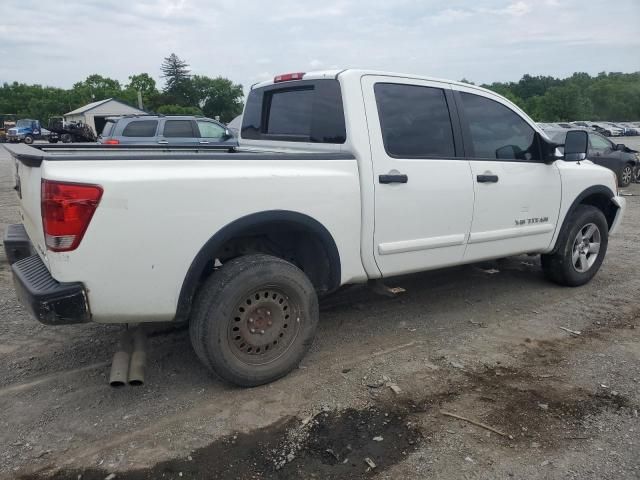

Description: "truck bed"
4 143 355 167
2 142 365 324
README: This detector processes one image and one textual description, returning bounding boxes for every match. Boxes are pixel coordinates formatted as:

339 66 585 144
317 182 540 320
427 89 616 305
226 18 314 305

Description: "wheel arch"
551 185 618 253
175 210 341 323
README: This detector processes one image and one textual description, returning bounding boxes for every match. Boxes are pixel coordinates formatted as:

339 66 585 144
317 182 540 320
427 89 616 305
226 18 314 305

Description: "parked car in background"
99 115 237 147
549 129 638 187
591 123 624 137
616 123 640 136
571 121 596 130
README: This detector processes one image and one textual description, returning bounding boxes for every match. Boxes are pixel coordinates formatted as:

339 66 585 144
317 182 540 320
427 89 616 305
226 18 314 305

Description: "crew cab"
3 69 626 387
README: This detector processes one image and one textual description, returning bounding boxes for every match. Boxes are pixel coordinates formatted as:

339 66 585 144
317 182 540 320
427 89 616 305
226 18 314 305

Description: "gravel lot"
0 140 639 480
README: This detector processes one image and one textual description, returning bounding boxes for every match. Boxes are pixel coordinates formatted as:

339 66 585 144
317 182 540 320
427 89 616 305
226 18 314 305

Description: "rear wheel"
190 254 318 387
541 205 608 286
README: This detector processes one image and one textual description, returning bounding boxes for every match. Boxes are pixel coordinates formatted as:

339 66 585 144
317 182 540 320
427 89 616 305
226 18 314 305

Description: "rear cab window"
121 120 158 137
241 79 346 143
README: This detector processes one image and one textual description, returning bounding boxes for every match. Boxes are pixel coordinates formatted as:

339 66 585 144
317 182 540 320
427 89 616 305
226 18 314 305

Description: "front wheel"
541 205 608 287
23 135 34 145
190 254 319 387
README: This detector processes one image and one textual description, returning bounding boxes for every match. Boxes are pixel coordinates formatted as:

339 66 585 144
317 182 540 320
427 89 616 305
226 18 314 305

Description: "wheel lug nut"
267 311 271 316
267 320 273 326
260 330 265 334
250 328 256 333
249 318 254 323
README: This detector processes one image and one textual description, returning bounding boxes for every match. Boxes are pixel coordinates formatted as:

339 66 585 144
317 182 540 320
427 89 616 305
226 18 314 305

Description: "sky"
1 0 639 91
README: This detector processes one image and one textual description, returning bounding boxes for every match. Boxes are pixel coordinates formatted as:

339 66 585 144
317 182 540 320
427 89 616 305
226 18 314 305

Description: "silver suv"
98 115 237 147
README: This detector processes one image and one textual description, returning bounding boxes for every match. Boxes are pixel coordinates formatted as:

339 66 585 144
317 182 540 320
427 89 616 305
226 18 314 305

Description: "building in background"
64 99 145 135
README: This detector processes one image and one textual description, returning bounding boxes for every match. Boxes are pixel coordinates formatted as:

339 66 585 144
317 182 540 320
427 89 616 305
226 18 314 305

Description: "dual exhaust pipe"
109 327 147 387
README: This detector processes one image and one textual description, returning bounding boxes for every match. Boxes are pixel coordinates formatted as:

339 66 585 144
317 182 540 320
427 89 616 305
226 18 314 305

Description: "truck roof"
251 69 498 97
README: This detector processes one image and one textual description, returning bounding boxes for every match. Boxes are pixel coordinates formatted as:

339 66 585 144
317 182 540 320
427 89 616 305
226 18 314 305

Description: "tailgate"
12 153 48 264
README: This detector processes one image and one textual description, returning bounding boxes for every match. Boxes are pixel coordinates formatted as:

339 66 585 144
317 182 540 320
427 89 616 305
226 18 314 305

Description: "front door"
362 76 475 277
454 89 562 261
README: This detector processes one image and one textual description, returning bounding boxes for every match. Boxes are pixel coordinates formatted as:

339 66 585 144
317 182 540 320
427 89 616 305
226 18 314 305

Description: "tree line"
475 71 640 122
1 59 638 125
0 54 244 125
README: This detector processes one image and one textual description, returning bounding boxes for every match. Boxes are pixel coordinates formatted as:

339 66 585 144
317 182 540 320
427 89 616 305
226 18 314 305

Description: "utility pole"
137 90 144 110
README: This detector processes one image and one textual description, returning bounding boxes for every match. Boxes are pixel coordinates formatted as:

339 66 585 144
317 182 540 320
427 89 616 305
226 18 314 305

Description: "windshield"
16 119 32 128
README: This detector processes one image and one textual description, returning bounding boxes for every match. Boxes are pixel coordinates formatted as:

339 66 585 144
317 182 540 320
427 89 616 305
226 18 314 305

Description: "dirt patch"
22 406 422 480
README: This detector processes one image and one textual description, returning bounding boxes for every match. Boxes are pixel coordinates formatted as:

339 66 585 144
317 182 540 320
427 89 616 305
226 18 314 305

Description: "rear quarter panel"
41 158 365 323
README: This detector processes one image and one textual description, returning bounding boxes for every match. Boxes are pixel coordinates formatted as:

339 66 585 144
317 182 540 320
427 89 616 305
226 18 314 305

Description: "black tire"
190 254 319 387
541 205 608 287
23 135 34 145
618 163 633 187
634 165 640 184
61 134 72 143
48 138 58 144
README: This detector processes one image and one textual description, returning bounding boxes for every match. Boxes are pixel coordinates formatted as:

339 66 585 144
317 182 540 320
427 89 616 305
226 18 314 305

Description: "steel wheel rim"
621 166 632 185
227 286 301 366
572 223 601 273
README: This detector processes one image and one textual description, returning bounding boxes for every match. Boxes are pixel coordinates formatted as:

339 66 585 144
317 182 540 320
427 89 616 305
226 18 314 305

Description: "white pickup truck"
3 69 626 387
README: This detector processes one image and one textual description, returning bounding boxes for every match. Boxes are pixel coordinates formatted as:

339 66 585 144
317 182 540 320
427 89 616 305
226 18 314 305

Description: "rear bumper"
3 224 91 325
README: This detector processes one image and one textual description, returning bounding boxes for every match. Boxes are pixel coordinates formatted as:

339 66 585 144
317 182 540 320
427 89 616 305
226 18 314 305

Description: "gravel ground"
0 141 639 480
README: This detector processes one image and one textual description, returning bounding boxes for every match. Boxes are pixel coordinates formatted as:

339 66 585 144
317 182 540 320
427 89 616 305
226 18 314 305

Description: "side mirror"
564 130 588 162
615 143 625 151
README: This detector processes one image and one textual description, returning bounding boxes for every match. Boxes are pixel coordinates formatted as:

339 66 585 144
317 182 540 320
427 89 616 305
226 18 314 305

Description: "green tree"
126 73 159 110
191 75 244 122
71 74 122 105
156 104 203 115
160 53 194 105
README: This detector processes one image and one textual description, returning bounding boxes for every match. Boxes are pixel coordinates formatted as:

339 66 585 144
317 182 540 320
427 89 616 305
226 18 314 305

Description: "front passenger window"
460 92 541 161
197 121 226 139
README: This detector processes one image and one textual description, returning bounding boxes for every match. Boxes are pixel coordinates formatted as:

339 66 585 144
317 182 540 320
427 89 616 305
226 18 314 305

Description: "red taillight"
274 72 305 83
41 180 103 252
103 138 119 145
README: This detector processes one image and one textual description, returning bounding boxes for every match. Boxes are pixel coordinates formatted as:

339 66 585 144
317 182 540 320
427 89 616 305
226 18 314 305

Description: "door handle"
157 140 169 145
199 140 209 144
379 173 408 184
477 174 499 183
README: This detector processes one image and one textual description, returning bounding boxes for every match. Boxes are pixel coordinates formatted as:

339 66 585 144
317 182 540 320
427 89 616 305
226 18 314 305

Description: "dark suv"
99 115 237 147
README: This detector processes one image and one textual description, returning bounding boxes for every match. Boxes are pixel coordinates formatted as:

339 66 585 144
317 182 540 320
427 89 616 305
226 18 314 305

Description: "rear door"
454 88 561 261
362 75 475 276
158 119 198 146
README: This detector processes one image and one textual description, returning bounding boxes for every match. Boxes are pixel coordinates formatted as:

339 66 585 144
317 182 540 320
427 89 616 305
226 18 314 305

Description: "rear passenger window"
374 83 455 158
163 120 195 137
121 120 157 137
460 92 541 161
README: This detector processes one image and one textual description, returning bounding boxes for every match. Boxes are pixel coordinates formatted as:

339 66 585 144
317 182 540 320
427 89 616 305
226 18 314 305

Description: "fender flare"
174 210 341 322
550 184 616 253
